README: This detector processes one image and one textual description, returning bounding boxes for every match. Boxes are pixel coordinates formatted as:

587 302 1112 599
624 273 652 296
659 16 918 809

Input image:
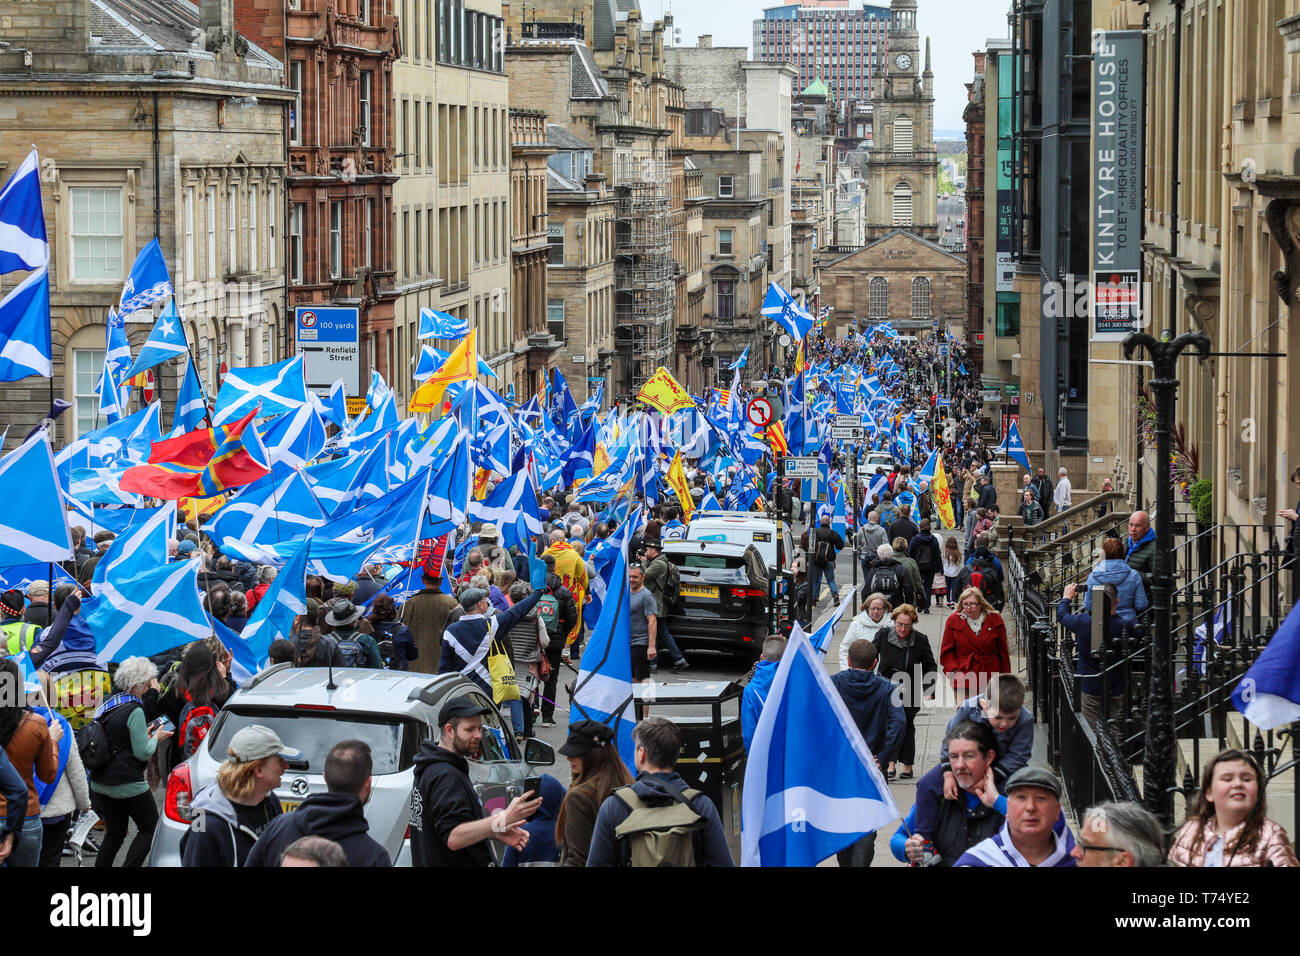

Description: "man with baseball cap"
954 766 1077 867
409 696 541 867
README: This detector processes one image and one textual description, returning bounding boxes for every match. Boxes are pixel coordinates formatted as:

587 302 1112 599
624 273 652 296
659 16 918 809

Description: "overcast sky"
656 0 1014 134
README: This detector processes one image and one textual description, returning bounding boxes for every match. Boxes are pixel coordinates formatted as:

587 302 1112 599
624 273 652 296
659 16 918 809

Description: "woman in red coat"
940 587 1011 699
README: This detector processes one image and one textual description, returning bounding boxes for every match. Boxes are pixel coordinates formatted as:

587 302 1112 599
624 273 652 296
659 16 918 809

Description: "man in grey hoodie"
830 640 904 867
855 511 889 583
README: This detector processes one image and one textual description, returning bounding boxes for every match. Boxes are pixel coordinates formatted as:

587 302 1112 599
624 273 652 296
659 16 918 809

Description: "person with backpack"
538 558 579 728
585 716 734 867
0 658 58 867
640 540 689 672
82 656 172 868
806 513 845 618
325 599 383 668
246 739 391 867
290 625 346 669
29 673 92 867
368 594 417 670
961 533 1005 610
907 519 943 613
862 543 912 610
177 642 228 763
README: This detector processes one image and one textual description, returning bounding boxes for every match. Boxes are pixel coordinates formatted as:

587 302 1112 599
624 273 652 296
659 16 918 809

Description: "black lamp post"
1122 327 1210 826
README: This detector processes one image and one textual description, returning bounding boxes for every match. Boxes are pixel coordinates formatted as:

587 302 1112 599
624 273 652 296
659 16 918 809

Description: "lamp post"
1122 327 1210 826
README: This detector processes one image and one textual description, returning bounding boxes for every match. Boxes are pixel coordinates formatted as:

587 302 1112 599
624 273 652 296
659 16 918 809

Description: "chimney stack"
698 34 712 48
201 0 234 52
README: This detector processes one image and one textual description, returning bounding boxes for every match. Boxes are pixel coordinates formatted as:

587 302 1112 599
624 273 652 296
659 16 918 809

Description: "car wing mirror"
523 737 556 767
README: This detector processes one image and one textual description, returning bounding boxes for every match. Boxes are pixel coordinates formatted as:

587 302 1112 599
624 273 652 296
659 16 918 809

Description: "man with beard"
409 697 541 866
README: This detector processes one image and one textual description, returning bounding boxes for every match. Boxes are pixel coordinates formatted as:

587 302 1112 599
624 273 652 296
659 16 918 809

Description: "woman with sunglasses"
1167 749 1298 867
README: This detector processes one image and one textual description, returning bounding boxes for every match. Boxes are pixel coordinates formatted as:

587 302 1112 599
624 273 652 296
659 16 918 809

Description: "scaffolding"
615 156 676 391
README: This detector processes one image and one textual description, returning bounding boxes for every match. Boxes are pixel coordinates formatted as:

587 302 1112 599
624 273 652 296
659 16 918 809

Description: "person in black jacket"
976 476 997 511
290 625 346 668
887 505 919 548
180 725 300 867
906 520 942 612
409 697 540 867
873 604 938 779
539 565 579 727
246 739 391 867
806 513 845 618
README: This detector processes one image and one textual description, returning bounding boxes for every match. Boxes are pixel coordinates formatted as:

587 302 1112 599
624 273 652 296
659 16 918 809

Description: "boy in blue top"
938 673 1033 800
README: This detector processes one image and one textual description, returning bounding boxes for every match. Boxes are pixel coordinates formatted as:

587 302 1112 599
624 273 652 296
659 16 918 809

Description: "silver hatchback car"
148 665 555 866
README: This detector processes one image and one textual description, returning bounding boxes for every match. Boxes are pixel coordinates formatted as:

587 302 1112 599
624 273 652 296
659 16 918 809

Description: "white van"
685 511 796 572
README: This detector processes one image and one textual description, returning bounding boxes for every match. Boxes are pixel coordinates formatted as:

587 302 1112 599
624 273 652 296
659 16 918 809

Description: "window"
892 181 912 226
910 276 930 319
183 188 195 282
401 99 409 170
547 299 565 343
207 186 218 278
73 349 105 438
547 224 564 265
227 185 238 272
266 183 276 270
290 202 304 283
718 175 734 198
869 276 888 319
413 100 421 166
365 198 374 270
359 0 369 24
415 209 422 275
403 210 410 278
69 187 123 281
359 71 372 147
289 61 304 145
438 0 450 60
330 201 343 277
995 292 1020 337
248 185 259 272
716 278 736 318
717 228 733 256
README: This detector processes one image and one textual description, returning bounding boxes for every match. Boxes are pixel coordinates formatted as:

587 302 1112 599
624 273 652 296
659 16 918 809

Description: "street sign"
297 306 361 396
782 456 819 478
345 397 368 417
746 397 774 428
832 413 859 429
831 425 864 439
980 388 1001 403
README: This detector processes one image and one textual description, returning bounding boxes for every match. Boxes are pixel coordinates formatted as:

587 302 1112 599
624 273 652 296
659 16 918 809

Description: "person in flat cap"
555 720 633 867
409 696 542 867
954 766 1078 868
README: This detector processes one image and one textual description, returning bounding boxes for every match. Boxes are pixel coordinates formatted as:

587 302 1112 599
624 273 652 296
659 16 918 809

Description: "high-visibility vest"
2 619 41 656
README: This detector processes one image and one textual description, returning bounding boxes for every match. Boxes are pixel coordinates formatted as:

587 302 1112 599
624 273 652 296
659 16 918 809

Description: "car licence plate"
680 584 718 599
280 800 301 813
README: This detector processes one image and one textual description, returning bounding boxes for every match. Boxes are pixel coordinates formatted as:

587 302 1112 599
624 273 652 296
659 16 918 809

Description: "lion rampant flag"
932 451 956 530
665 450 694 520
636 367 694 416
410 330 477 414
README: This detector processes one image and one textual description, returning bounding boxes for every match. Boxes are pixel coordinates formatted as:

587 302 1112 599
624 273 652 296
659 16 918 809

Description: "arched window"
869 276 888 319
892 181 913 226
911 276 931 319
893 115 913 154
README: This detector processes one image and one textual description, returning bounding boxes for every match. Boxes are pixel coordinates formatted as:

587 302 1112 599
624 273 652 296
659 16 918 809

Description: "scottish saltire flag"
1192 601 1232 677
0 432 73 568
570 522 637 770
741 620 900 866
467 469 541 552
418 307 469 340
0 150 52 382
259 404 326 471
562 420 596 486
729 346 750 370
105 307 132 376
172 358 208 435
0 149 48 273
205 468 325 550
69 466 140 506
413 344 449 381
213 355 309 426
241 531 313 666
830 484 847 542
367 369 390 409
308 378 348 428
1002 419 1032 472
340 391 398 452
864 472 890 507
1233 603 1300 729
761 282 815 342
96 360 124 423
88 556 210 664
122 299 188 380
698 490 721 512
580 381 605 418
91 501 174 595
809 592 855 655
320 466 431 561
424 434 472 536
347 441 391 507
118 238 174 315
917 450 938 486
0 562 75 595
303 452 367 517
551 366 579 425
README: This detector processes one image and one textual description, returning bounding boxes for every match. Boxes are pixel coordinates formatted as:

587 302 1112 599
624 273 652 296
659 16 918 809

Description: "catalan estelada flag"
410 330 477 414
767 420 790 456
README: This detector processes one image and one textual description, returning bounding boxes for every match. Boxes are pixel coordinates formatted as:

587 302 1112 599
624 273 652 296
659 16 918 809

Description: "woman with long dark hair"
291 624 345 668
0 658 57 867
1168 749 1298 867
367 593 416 670
555 720 633 867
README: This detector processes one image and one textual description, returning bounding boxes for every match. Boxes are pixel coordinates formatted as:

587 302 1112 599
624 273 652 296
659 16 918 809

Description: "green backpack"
537 592 561 636
612 786 706 867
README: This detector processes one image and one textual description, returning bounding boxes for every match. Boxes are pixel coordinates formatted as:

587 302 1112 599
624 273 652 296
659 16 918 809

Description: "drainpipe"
153 90 161 238
1214 0 1234 525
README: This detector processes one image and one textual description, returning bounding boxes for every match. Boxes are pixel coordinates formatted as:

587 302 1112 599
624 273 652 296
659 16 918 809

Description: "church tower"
865 0 938 241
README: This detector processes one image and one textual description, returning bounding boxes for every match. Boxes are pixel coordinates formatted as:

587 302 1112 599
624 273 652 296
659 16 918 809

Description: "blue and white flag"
91 501 174 595
69 466 140 506
241 531 313 666
424 434 472 536
259 403 326 471
105 307 132 376
347 441 392 508
0 149 48 274
88 558 210 664
0 562 75 594
117 238 174 316
1002 419 1031 472
309 379 348 429
1232 602 1300 729
367 369 390 409
570 522 637 770
96 359 125 424
413 344 449 381
418 307 470 341
809 592 855 655
213 354 309 426
173 357 208 435
698 490 721 512
122 299 188 380
761 282 815 342
204 468 325 550
0 267 51 382
0 432 73 567
1192 601 1232 677
303 452 368 517
741 620 900 866
728 345 750 370
320 466 431 562
467 468 542 552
